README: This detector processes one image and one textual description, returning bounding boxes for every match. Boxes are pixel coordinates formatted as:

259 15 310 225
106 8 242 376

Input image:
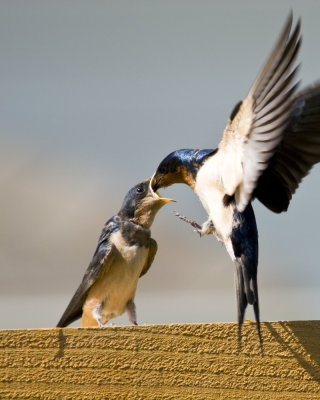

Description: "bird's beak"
151 173 159 192
150 174 175 203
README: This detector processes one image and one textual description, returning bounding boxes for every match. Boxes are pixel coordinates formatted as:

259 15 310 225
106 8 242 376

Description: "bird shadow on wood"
54 329 66 359
264 321 320 384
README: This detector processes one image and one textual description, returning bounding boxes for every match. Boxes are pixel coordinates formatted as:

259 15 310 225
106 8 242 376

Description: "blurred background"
1 0 319 329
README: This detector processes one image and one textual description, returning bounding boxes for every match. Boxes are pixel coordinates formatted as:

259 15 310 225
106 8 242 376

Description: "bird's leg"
93 304 104 326
92 303 112 327
126 299 138 326
201 219 217 236
201 219 224 243
174 211 204 236
174 211 219 239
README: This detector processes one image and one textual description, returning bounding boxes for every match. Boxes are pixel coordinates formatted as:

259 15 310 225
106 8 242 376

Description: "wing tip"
250 11 300 99
56 316 68 328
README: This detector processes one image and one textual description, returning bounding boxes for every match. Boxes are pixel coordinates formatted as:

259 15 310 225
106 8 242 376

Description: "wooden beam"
1 321 320 399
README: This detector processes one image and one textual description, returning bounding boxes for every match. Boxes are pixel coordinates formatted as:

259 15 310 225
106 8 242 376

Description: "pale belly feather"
85 233 149 323
195 154 234 241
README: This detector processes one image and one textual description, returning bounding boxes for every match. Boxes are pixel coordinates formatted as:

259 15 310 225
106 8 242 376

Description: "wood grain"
1 321 320 399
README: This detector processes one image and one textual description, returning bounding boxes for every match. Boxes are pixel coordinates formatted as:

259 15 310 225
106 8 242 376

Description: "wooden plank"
0 321 320 399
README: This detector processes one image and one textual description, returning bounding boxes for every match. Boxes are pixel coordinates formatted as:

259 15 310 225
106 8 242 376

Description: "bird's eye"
158 166 166 174
136 186 144 194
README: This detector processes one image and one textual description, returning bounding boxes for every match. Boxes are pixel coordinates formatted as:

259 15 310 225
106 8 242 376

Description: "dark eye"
158 166 166 174
136 186 144 194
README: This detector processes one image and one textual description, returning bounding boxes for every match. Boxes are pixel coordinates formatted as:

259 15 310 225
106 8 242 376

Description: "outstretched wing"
57 217 119 327
218 13 301 212
255 83 320 212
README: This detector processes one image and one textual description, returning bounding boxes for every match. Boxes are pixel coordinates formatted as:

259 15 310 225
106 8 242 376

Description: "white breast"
194 153 234 240
108 230 149 293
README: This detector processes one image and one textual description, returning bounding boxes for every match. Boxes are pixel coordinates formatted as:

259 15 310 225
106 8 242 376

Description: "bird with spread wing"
151 13 320 351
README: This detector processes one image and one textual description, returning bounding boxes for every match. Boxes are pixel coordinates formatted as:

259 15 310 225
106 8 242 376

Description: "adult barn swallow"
57 179 173 328
151 14 320 348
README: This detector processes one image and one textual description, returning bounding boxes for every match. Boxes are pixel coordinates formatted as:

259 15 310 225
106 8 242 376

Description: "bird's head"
151 148 217 192
119 179 174 228
151 149 198 192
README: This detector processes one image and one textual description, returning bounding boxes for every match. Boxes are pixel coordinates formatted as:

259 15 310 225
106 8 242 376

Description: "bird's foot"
201 219 223 242
201 219 216 235
174 212 222 242
97 319 114 327
93 304 113 327
174 211 203 237
126 300 138 326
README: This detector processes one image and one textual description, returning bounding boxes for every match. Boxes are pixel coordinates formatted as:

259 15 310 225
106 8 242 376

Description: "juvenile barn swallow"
57 179 173 328
151 14 320 349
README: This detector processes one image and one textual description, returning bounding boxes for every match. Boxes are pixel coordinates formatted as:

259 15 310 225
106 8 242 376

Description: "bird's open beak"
150 174 175 203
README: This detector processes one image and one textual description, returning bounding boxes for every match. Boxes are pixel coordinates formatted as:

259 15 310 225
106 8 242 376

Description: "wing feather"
218 13 301 212
56 217 119 327
253 22 301 110
139 238 158 278
255 83 320 212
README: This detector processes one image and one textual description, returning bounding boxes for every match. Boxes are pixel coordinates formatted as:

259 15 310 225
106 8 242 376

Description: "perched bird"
57 179 173 328
151 13 320 349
